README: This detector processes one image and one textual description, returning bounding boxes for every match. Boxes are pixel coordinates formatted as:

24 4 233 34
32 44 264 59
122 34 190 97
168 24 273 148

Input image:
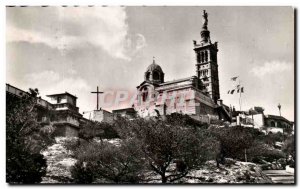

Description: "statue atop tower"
200 10 211 44
202 10 208 30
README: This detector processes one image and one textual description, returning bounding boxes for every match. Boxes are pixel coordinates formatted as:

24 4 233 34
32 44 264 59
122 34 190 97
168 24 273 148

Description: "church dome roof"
146 60 163 73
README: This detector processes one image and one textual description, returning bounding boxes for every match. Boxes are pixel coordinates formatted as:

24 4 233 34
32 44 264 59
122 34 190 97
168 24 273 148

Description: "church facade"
133 10 230 121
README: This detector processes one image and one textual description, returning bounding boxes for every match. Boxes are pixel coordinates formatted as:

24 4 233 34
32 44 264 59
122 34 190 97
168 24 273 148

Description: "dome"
146 60 163 73
144 59 164 83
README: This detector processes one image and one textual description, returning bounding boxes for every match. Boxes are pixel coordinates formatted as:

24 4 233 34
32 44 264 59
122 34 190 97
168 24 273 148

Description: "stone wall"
53 124 79 137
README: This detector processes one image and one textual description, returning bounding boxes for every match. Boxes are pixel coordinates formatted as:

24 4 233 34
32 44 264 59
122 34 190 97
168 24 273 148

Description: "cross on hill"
91 86 103 110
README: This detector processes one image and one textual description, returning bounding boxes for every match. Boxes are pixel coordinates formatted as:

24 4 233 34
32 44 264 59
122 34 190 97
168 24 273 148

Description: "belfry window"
204 51 208 62
197 52 201 63
153 71 159 80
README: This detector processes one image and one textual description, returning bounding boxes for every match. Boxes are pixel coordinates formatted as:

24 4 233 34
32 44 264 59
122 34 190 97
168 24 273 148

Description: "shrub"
165 113 209 129
247 141 285 163
6 147 47 184
72 139 144 183
79 121 119 141
119 118 219 183
6 90 52 183
71 161 95 184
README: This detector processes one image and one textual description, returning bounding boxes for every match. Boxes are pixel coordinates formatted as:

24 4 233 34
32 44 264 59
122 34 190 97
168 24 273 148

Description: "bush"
62 138 80 153
116 118 219 183
6 148 47 184
247 141 285 163
72 139 144 183
79 121 119 141
71 161 95 184
6 91 52 183
282 135 295 164
165 113 209 129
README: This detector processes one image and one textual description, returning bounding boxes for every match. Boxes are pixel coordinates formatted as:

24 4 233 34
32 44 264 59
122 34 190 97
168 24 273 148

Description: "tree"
71 161 96 184
254 106 264 114
210 126 263 162
72 139 144 183
119 118 219 183
165 113 209 129
6 89 52 183
79 121 119 141
282 135 295 167
247 140 285 163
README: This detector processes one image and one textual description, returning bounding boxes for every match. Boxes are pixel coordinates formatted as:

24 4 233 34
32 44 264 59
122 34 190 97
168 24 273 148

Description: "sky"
6 6 294 121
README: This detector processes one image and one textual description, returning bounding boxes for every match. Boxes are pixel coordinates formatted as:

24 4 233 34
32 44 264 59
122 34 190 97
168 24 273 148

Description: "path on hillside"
263 170 294 184
41 137 77 183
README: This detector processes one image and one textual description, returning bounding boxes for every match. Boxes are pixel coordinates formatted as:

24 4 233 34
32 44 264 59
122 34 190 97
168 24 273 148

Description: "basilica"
130 10 231 121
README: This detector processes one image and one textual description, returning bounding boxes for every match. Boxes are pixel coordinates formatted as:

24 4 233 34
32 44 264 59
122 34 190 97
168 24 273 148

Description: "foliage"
61 138 81 154
254 107 264 114
115 117 219 183
79 121 119 141
6 90 53 183
247 141 285 163
165 113 209 129
6 149 47 184
72 139 144 183
71 161 96 184
282 135 295 167
210 126 265 162
264 132 284 146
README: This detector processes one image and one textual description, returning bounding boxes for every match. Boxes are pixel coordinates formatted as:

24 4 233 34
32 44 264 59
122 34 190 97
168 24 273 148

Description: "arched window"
277 122 282 128
146 72 150 80
270 121 275 127
142 87 148 102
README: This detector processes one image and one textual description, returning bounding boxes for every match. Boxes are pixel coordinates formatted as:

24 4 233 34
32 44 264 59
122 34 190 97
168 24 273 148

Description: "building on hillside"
235 108 293 134
83 109 114 123
130 10 230 122
46 93 82 136
112 107 137 120
6 83 83 137
264 114 293 134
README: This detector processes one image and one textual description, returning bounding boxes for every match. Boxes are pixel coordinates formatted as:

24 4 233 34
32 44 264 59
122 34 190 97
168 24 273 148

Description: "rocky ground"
180 160 272 183
40 138 272 184
144 159 272 184
41 137 77 183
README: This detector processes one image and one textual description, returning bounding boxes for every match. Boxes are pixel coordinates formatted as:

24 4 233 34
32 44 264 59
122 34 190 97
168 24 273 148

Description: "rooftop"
46 92 77 99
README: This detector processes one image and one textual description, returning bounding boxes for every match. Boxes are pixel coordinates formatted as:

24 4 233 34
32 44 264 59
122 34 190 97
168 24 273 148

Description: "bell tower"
193 10 220 103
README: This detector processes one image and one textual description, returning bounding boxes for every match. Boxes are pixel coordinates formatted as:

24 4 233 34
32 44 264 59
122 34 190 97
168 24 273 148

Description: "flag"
231 76 238 81
230 89 235 94
237 87 244 93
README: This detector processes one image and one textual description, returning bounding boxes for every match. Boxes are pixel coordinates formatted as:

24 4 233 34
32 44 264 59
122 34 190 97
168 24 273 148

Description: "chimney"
217 99 223 106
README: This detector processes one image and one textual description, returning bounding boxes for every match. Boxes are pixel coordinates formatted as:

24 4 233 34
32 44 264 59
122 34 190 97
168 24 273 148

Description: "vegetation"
282 135 295 168
72 139 144 183
6 89 54 184
71 115 219 183
78 121 118 141
69 113 294 183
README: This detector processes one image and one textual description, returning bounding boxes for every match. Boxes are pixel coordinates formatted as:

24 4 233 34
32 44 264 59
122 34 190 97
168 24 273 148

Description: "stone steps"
263 170 294 184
